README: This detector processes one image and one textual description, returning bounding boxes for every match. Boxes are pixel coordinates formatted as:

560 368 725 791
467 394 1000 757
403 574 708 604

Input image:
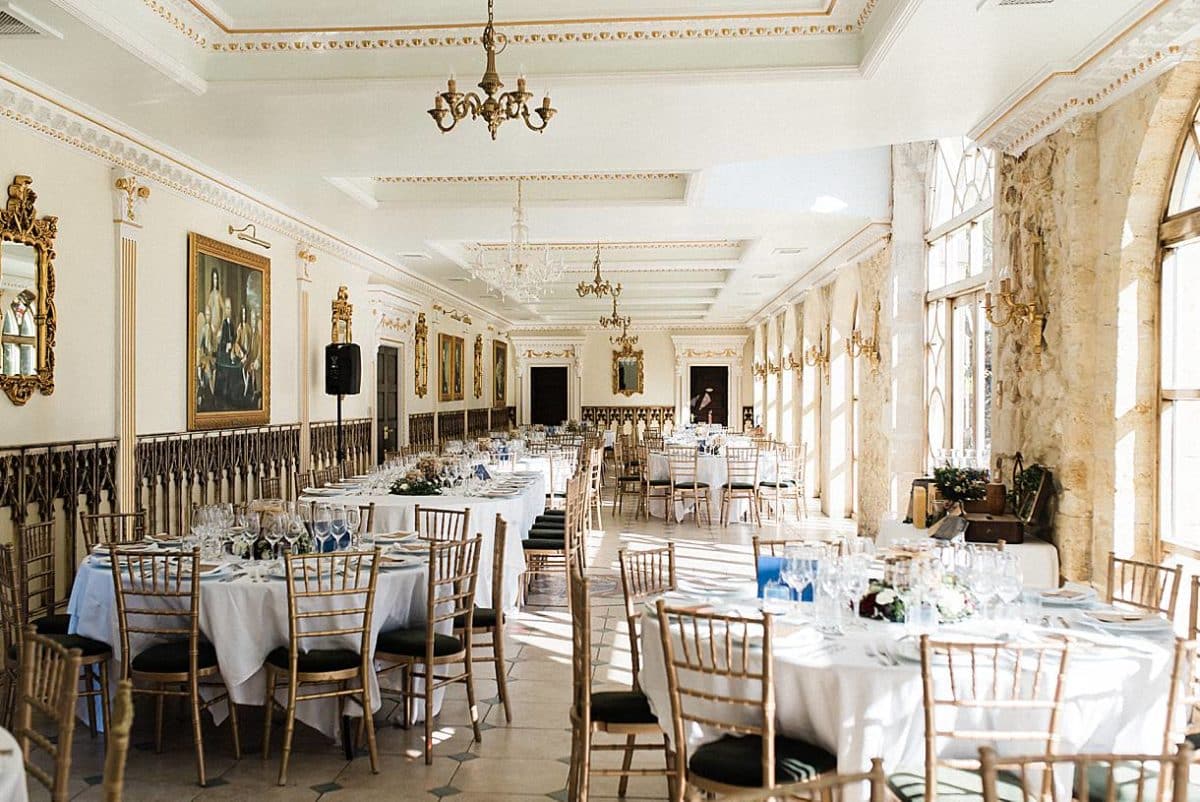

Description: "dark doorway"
689 366 729 426
376 345 399 460
530 366 569 426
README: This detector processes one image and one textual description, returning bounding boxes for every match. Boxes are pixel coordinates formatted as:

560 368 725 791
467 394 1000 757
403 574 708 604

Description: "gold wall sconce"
752 361 767 379
784 352 803 372
228 223 271 249
804 336 830 383
767 358 782 375
847 299 882 373
432 303 473 325
985 277 1045 355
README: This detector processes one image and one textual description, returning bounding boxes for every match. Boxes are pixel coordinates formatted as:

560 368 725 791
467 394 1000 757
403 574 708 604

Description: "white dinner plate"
1083 609 1173 632
303 487 343 496
372 531 417 544
1037 585 1098 607
378 555 422 570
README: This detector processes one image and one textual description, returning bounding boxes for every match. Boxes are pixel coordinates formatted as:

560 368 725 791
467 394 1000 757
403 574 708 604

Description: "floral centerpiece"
390 456 445 496
932 464 990 513
858 580 976 624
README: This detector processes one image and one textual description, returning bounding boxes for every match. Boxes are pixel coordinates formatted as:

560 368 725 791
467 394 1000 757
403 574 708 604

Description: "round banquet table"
307 471 545 612
68 553 430 739
0 727 27 802
646 452 776 523
638 608 1174 802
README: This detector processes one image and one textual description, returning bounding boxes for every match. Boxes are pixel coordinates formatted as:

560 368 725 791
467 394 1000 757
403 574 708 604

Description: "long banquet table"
637 599 1176 802
646 452 776 523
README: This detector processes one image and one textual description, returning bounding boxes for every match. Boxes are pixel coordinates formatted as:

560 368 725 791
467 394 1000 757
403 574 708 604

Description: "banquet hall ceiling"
0 0 1195 326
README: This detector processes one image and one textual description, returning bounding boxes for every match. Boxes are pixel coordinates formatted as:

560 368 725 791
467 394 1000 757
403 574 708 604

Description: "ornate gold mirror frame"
0 175 57 405
414 312 429 397
473 334 483 399
611 344 644 397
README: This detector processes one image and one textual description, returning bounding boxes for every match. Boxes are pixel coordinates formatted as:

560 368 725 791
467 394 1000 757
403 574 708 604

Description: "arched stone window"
925 137 994 469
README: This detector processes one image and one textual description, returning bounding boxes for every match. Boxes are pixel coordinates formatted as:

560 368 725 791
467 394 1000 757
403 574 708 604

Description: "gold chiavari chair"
1107 553 1183 618
667 446 712 525
639 444 671 519
103 679 135 802
0 546 18 728
758 443 807 521
80 510 147 553
456 514 512 723
0 543 112 740
569 567 672 802
15 520 70 634
586 446 604 531
294 469 315 496
617 544 676 691
111 547 240 787
357 501 376 536
522 475 586 602
980 746 1196 802
415 505 471 541
15 628 81 802
258 475 281 500
312 466 332 487
655 601 835 796
722 446 762 527
701 759 889 802
887 634 1071 802
613 440 643 516
262 548 381 785
751 537 844 566
377 536 484 764
1190 575 1200 640
644 434 665 451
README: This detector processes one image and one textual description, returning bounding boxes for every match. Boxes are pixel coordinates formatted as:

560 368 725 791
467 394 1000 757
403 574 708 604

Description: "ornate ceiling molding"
971 0 1199 155
372 172 686 184
0 65 510 326
144 0 879 52
508 322 750 333
470 239 743 253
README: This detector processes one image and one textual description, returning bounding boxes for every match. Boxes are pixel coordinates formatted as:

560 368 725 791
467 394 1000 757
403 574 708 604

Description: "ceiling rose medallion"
428 0 557 140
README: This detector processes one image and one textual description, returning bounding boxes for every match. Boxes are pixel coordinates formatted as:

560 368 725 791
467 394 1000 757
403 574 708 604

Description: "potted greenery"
932 464 990 515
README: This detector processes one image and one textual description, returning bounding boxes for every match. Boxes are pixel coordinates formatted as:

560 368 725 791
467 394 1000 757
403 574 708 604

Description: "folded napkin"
1087 610 1159 624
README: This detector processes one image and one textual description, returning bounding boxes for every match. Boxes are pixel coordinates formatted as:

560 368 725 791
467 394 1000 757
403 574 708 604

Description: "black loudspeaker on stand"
325 343 361 466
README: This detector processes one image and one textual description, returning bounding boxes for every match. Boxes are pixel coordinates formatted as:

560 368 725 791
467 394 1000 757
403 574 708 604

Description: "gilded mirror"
612 347 644 396
0 175 57 405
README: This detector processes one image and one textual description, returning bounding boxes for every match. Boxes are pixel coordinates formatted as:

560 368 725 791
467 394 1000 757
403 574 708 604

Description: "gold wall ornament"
113 175 151 223
804 334 830 384
428 0 556 140
414 312 429 398
431 303 473 324
0 175 57 405
984 276 1046 356
784 352 803 372
331 285 353 343
751 361 767 379
767 358 782 375
611 342 644 397
524 348 574 359
846 299 882 373
577 243 617 298
473 334 483 399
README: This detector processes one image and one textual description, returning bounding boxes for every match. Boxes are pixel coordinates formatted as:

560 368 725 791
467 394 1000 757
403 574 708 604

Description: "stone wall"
855 246 892 535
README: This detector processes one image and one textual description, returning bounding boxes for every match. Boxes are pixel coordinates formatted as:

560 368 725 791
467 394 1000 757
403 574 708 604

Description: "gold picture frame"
414 312 428 397
473 334 483 399
612 345 644 397
438 332 465 402
187 232 270 430
0 175 57 405
492 340 507 408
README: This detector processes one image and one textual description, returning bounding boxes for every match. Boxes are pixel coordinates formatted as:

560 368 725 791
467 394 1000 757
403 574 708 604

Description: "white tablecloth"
0 728 27 802
646 452 776 523
639 610 1173 802
877 518 1060 590
69 556 429 738
309 473 545 611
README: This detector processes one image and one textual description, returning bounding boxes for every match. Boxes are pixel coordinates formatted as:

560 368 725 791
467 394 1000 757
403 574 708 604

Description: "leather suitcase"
962 513 1025 544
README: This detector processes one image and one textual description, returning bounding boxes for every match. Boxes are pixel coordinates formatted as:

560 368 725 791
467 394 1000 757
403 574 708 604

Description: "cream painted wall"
580 330 675 407
404 311 510 424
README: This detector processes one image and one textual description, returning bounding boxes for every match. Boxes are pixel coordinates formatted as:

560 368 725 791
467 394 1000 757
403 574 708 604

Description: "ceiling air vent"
978 0 1053 8
0 11 37 35
0 5 61 38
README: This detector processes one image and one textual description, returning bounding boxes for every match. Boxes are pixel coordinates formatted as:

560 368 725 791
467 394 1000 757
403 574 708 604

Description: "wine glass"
263 512 284 560
329 504 348 551
345 506 362 549
968 549 999 619
816 557 844 636
313 504 332 554
840 555 871 629
995 553 1024 622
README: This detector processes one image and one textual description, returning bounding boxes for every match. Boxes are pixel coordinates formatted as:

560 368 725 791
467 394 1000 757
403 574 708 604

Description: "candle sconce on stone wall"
804 337 830 384
985 277 1046 357
847 299 882 375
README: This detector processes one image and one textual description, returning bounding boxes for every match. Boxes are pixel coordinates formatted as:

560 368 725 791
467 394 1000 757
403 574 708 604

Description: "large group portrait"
187 232 271 429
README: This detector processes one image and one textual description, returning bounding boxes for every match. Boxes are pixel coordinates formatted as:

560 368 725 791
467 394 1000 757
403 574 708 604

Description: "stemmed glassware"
345 506 362 549
313 504 332 554
995 553 1024 621
967 548 999 619
780 545 815 617
330 504 349 550
263 512 285 561
840 555 871 629
816 558 844 636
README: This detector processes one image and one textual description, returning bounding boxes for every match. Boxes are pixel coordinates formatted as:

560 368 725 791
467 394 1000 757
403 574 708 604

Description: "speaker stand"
336 393 346 468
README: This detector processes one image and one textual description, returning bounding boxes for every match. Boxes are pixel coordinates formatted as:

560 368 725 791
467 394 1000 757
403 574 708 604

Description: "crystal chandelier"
468 181 564 303
577 243 618 298
428 0 557 140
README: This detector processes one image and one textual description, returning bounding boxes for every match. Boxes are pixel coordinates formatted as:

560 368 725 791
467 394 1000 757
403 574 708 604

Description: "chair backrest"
918 634 1070 802
16 628 82 802
110 548 202 679
564 475 586 571
103 679 134 802
283 549 380 663
751 536 840 564
489 514 507 614
1107 553 1183 617
657 602 776 789
415 506 471 541
0 545 23 670
80 511 146 551
259 475 282 500
773 443 805 484
1189 575 1200 640
312 467 331 487
358 502 376 535
702 760 888 802
666 446 700 486
978 745 1195 802
424 536 483 643
725 446 760 486
587 447 603 492
645 435 665 451
15 520 59 628
569 563 593 726
295 469 315 495
618 544 676 687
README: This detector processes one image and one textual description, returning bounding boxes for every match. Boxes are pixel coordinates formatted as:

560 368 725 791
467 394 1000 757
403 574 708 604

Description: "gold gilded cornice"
372 172 685 184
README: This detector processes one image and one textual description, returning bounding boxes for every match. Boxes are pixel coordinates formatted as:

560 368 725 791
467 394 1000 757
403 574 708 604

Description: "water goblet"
345 506 362 549
816 557 844 636
329 504 349 550
313 504 332 554
263 513 284 559
995 553 1024 622
840 555 871 629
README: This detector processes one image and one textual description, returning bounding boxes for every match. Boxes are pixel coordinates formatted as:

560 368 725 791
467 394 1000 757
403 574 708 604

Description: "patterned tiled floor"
31 501 852 801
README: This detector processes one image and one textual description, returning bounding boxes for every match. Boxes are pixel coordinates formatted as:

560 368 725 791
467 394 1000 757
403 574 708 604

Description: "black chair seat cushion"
50 634 111 658
672 482 709 490
689 733 835 788
523 538 568 551
455 607 500 629
726 483 756 490
591 690 657 725
760 480 798 488
647 479 671 487
534 514 565 526
618 475 641 483
266 646 360 674
376 628 463 658
131 639 217 674
34 613 72 635
542 510 566 517
888 767 1026 802
528 529 565 540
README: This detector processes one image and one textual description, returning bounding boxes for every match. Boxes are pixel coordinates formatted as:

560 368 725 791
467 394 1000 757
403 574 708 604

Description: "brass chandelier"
577 243 618 298
428 0 557 140
599 286 631 330
610 318 638 350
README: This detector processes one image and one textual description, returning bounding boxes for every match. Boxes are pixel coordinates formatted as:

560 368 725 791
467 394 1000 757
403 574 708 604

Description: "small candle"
435 93 445 110
984 292 992 308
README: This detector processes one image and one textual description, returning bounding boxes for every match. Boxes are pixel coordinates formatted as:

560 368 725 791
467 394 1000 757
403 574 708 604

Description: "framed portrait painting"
187 232 270 430
492 340 507 407
438 332 464 402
